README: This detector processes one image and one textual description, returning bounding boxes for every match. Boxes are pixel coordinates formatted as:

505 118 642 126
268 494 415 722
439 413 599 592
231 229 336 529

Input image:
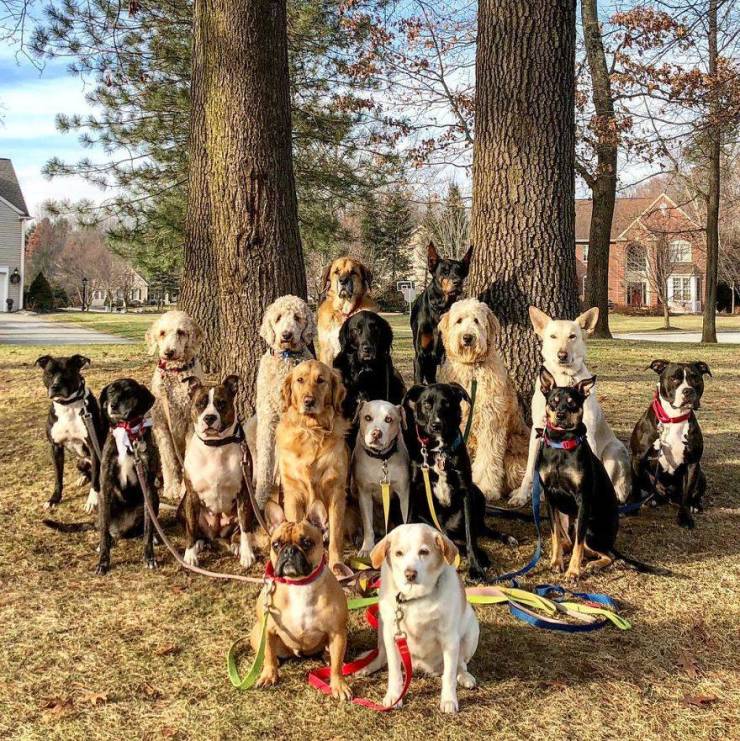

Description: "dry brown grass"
1 335 738 740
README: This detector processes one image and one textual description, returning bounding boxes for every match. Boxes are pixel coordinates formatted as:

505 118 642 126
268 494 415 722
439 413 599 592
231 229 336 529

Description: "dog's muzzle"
358 344 376 361
338 277 354 299
275 545 312 577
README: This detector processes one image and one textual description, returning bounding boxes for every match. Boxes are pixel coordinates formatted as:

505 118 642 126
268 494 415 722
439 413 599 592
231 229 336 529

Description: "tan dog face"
146 310 202 362
321 257 372 301
185 375 239 437
264 500 328 578
370 524 458 598
260 295 316 352
438 298 501 363
539 367 595 430
281 359 345 417
529 306 599 371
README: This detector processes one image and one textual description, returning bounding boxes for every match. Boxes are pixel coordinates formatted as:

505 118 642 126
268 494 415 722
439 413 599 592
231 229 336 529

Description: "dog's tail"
480 522 519 548
609 547 672 576
485 503 534 522
42 519 96 533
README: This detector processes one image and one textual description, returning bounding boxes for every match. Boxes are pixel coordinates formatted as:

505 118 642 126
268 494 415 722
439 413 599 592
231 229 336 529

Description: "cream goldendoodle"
438 298 528 501
146 310 203 501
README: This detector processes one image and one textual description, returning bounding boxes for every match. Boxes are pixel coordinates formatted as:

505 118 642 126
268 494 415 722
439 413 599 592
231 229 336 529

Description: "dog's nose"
281 331 293 341
370 428 382 441
203 414 218 427
557 350 569 362
430 420 442 432
462 334 474 346
164 349 175 359
303 396 315 408
404 568 417 583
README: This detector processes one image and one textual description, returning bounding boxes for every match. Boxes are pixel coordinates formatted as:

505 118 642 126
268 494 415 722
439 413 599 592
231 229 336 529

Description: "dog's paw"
357 543 374 560
457 671 476 689
677 510 696 529
508 487 530 508
84 489 99 513
382 691 403 709
95 562 109 576
255 668 279 688
505 535 518 548
183 545 200 567
564 567 581 582
330 677 353 702
145 556 159 570
439 696 459 714
550 558 565 574
44 497 60 511
239 546 256 570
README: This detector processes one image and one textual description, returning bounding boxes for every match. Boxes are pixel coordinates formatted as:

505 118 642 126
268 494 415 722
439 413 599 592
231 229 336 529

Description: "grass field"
1 316 738 740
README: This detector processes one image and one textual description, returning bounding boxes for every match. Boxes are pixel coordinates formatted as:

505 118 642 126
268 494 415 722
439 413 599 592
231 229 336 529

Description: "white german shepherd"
509 306 631 506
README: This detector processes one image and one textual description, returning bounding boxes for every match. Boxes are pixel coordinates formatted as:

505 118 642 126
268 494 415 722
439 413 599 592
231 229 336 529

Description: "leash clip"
420 445 430 470
393 597 406 639
381 458 390 485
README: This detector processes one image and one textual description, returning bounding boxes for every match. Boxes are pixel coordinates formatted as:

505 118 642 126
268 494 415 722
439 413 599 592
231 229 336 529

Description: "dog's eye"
568 334 576 340
215 400 226 411
473 317 479 324
456 318 463 324
275 314 282 322
272 541 281 550
418 548 429 557
550 334 557 339
176 329 186 337
333 268 340 275
385 416 392 424
394 550 404 557
296 377 304 384
293 314 300 322
316 377 325 384
364 414 372 422
300 537 313 550
159 330 165 338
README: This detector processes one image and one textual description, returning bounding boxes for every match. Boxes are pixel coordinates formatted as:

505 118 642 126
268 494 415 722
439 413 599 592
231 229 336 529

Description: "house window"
625 243 647 273
672 277 691 302
93 290 103 300
669 240 692 262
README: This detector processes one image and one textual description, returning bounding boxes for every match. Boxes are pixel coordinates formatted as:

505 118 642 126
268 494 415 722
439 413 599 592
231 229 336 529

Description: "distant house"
89 268 150 309
0 159 30 311
576 194 706 313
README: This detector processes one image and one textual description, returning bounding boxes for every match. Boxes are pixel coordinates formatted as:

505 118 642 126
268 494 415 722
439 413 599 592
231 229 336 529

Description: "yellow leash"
420 465 461 568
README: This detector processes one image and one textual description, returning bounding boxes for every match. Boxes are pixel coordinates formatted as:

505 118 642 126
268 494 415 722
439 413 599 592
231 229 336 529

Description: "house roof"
0 159 30 217
575 197 654 242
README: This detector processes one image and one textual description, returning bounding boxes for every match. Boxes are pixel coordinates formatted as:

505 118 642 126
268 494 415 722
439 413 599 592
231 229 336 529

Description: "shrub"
26 272 55 312
374 285 407 313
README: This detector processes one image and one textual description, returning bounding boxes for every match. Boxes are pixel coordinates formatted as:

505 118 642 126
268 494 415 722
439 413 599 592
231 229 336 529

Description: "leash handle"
227 612 269 689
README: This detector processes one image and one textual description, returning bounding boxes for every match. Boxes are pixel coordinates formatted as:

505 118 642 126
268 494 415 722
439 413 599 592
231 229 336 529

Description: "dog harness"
651 389 692 424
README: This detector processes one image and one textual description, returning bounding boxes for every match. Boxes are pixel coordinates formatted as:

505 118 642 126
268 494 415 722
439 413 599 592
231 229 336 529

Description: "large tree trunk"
582 0 615 339
702 0 720 343
471 0 579 415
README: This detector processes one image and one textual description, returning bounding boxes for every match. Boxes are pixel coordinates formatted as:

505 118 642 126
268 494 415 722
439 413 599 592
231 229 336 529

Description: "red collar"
543 422 584 450
157 357 197 374
652 390 692 424
415 425 431 449
113 417 148 442
264 554 327 585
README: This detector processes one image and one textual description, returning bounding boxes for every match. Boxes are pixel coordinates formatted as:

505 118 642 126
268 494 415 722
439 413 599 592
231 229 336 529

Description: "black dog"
333 310 406 421
36 355 105 511
404 382 516 581
537 368 667 579
410 242 473 384
95 378 161 575
630 359 711 529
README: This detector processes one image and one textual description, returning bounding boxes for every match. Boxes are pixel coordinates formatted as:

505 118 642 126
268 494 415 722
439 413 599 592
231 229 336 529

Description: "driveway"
614 330 740 344
0 312 133 345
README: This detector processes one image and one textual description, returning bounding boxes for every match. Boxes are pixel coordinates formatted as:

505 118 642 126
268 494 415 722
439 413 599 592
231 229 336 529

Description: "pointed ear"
306 499 328 532
370 534 390 569
70 354 91 370
438 310 451 339
397 404 407 430
539 366 556 396
183 375 202 399
280 371 294 412
320 262 332 294
693 361 712 377
449 382 471 406
35 355 52 369
647 359 670 375
222 374 240 397
427 241 440 271
330 369 346 414
529 306 551 337
576 376 597 397
461 244 473 268
264 500 286 533
434 531 459 565
576 307 599 335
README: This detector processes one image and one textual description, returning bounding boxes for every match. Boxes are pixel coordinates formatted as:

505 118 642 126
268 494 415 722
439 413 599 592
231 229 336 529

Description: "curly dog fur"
437 299 528 501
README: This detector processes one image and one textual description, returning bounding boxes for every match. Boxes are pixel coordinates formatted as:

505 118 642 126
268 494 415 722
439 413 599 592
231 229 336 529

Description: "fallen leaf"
40 697 74 718
683 693 718 708
138 682 162 700
541 680 568 691
160 726 179 738
676 650 701 679
79 690 108 706
154 644 181 657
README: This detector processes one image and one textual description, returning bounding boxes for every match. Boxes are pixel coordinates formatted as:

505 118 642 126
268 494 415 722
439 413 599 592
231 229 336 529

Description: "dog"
317 256 376 366
250 295 316 507
437 299 529 500
352 400 410 557
180 375 255 568
510 306 631 507
410 242 472 384
275 359 350 574
537 368 668 580
332 310 406 421
251 499 352 700
95 378 160 575
404 383 516 581
36 354 105 512
360 524 479 713
630 359 711 529
146 310 203 501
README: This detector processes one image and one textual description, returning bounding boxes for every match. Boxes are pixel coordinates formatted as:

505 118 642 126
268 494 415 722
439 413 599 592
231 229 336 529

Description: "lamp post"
82 276 88 312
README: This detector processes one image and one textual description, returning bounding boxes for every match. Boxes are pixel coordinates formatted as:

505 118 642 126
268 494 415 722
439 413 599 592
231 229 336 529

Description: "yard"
0 313 738 739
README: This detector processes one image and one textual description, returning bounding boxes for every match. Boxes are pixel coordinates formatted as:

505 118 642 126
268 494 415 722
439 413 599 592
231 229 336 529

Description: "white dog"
249 295 315 506
352 400 410 557
361 524 479 714
146 310 203 501
509 306 631 506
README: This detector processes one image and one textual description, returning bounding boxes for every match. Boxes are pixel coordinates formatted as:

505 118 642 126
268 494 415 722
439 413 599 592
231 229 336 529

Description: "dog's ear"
280 371 294 412
449 382 471 406
438 310 450 340
403 384 425 412
397 404 407 430
539 366 556 396
145 320 159 355
264 500 286 533
98 384 111 427
427 241 440 272
370 534 390 569
484 305 501 338
135 383 156 416
360 262 373 290
35 355 52 369
337 314 352 350
647 359 670 375
222 374 240 397
575 307 599 335
183 375 202 398
353 399 366 426
187 317 203 356
461 244 473 270
434 531 459 565
576 375 596 398
259 305 277 347
305 499 329 533
529 306 551 337
320 262 333 294
378 315 393 353
301 303 317 345
692 361 712 377
330 368 346 414
70 354 91 371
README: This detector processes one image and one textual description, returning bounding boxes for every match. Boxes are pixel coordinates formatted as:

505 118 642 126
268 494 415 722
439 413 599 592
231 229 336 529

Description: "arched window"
625 243 647 273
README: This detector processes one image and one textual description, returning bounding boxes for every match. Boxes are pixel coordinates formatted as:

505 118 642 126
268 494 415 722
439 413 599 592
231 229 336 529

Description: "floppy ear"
360 263 373 290
320 263 332 294
353 400 367 426
449 382 471 406
264 500 286 533
461 244 473 269
529 306 551 337
427 241 440 272
306 499 329 532
222 374 240 397
183 375 203 398
35 355 52 369
70 354 91 370
484 306 501 339
145 321 159 355
576 375 597 398
330 369 346 414
438 310 451 340
397 404 407 430
280 371 295 412
301 304 317 345
136 384 156 415
378 315 393 353
259 305 277 346
539 366 556 396
370 534 390 569
575 307 599 335
187 318 203 355
647 359 670 375
434 532 459 565
98 384 111 427
693 361 712 377
337 315 352 350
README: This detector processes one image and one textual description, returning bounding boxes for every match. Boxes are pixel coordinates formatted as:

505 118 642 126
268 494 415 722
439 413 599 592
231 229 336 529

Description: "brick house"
576 193 706 313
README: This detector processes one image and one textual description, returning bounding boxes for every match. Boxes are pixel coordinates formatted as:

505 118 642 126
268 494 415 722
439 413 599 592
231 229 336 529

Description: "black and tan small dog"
404 382 516 581
630 359 711 529
36 354 105 512
180 375 255 569
410 242 472 384
537 368 667 580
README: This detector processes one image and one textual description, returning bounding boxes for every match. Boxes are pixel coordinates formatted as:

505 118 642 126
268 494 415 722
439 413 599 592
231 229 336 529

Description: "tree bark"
702 0 720 343
581 0 615 339
471 0 579 414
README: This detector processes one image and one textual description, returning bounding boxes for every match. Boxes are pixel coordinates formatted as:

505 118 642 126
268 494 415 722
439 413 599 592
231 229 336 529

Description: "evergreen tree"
27 272 56 312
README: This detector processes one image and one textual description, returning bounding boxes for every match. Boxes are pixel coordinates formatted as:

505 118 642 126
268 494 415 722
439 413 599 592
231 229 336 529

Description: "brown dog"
317 256 376 366
275 359 350 574
251 500 352 700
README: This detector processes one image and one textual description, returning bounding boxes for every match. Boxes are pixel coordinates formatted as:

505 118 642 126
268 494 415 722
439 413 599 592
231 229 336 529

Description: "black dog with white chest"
36 354 105 512
630 359 711 529
404 382 516 581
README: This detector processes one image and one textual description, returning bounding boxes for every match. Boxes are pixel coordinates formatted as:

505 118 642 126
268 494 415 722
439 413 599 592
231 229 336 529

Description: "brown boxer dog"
251 500 352 700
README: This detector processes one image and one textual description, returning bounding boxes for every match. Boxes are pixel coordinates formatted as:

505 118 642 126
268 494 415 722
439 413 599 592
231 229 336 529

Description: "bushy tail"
610 547 672 576
42 519 95 533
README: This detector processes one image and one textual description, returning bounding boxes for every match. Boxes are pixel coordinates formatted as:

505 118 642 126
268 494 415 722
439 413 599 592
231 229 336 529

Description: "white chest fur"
51 400 88 457
655 420 689 474
118 447 138 488
268 578 328 654
433 464 452 507
185 437 243 513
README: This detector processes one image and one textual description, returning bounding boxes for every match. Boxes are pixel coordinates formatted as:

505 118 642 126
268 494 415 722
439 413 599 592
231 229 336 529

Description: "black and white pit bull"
36 355 105 512
630 359 711 529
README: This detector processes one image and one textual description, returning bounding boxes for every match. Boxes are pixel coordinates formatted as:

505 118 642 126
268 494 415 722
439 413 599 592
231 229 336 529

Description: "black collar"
362 439 398 460
196 422 244 447
53 384 86 406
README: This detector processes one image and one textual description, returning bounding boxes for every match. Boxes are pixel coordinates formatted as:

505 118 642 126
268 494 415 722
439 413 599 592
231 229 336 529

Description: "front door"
627 282 644 307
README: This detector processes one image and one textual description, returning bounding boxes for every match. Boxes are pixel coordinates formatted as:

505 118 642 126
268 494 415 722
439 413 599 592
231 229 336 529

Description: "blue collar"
271 348 304 361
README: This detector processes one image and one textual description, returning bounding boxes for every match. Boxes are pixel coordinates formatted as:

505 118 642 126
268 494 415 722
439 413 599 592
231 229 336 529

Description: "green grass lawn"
1 318 738 739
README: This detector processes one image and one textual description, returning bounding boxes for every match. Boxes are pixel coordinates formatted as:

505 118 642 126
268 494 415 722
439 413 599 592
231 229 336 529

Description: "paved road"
614 330 740 344
0 312 133 345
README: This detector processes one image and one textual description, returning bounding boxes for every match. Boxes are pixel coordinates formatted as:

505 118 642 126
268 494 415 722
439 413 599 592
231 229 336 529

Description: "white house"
0 159 30 311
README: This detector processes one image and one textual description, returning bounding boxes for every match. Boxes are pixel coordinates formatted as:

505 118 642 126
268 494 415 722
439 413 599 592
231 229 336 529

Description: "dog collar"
269 347 305 361
264 554 327 585
652 390 692 424
416 426 463 453
196 422 244 447
158 357 197 374
543 423 584 451
112 416 153 455
362 439 398 461
53 384 86 405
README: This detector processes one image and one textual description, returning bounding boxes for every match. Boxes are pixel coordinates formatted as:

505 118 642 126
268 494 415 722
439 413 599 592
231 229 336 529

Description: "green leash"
227 611 268 689
463 377 478 443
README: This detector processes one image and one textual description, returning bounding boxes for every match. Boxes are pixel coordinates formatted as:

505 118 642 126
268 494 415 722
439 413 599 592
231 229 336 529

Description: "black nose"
203 414 218 426
462 334 473 346
165 349 175 358
303 396 315 407
404 568 417 582
281 331 293 341
557 351 569 361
